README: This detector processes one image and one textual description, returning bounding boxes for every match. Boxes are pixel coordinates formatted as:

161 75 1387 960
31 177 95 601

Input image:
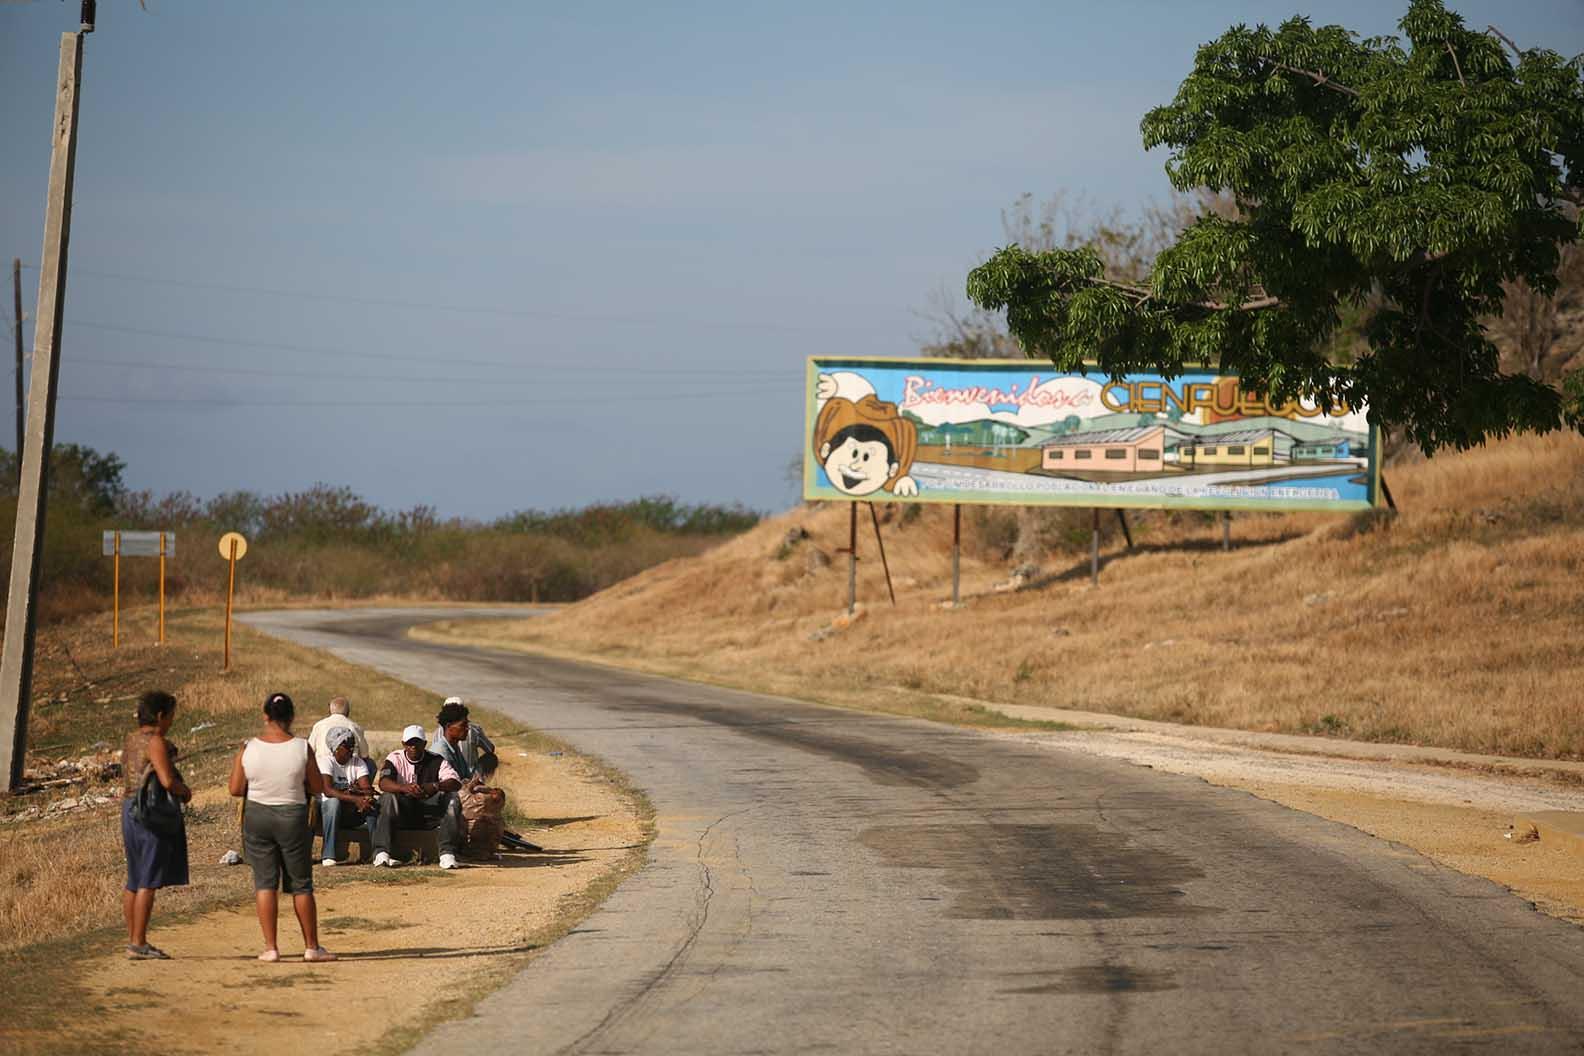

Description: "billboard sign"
804 357 1378 512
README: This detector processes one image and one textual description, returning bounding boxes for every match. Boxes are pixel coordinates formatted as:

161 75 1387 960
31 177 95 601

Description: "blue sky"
2 1 1580 517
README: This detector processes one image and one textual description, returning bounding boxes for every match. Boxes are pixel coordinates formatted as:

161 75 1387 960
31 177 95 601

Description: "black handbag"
131 768 184 836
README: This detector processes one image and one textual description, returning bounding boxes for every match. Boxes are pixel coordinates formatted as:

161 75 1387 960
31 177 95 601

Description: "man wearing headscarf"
316 726 377 867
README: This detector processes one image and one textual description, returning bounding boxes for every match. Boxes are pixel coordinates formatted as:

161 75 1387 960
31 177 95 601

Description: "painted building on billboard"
1041 426 1166 473
1292 438 1354 460
805 357 1380 512
1178 428 1287 468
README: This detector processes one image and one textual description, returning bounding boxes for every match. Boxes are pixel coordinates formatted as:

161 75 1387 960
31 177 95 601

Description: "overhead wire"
23 263 823 411
22 262 897 336
65 319 800 376
57 386 784 408
63 354 795 386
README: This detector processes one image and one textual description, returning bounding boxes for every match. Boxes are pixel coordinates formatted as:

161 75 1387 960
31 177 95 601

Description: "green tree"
0 442 126 516
967 0 1584 452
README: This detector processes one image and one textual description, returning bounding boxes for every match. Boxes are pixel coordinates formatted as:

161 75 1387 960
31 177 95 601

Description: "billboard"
803 357 1379 512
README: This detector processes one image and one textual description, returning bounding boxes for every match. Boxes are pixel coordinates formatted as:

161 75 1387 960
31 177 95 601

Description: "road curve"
243 607 1584 1055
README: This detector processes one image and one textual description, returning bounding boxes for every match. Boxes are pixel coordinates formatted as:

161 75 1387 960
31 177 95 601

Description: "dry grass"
448 432 1584 760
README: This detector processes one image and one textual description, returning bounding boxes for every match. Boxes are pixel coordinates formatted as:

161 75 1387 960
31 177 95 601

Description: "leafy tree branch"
967 0 1584 452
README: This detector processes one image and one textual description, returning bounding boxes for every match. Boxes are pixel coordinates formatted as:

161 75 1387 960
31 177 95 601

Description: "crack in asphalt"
558 805 756 1055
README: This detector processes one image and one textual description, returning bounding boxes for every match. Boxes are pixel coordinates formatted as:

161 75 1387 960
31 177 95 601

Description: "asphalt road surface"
243 608 1584 1055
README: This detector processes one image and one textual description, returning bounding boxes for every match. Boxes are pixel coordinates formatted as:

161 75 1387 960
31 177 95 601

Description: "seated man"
430 699 495 778
428 696 494 780
319 727 378 867
308 696 369 763
372 724 464 870
459 751 507 861
430 698 542 854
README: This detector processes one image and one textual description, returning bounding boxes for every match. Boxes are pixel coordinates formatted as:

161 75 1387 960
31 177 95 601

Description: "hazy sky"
2 1 1580 517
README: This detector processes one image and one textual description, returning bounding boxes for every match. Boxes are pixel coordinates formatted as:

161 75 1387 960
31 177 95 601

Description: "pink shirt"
379 749 459 787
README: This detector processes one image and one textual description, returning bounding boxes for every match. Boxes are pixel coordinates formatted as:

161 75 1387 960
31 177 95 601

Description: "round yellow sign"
217 532 249 560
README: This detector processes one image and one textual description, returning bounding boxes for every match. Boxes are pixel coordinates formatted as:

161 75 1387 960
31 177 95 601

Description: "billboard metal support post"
1222 512 1231 551
1116 509 1133 549
951 504 961 606
846 503 858 615
1380 474 1397 511
0 30 86 791
868 504 896 607
112 531 120 647
1090 508 1100 587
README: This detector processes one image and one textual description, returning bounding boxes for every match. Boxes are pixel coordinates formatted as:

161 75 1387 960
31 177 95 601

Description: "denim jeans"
320 795 376 861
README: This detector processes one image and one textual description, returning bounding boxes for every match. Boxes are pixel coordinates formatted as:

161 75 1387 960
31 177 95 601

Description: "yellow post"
112 530 120 648
223 538 237 671
157 531 166 645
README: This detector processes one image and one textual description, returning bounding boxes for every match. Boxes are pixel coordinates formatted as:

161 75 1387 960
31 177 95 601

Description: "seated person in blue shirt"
318 726 377 867
429 697 494 780
430 698 543 853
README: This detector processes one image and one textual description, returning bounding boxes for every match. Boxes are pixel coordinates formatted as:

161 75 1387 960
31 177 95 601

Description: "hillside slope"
458 433 1584 759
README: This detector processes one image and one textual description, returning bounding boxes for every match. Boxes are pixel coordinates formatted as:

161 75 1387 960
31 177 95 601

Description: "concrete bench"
238 797 443 867
325 826 438 864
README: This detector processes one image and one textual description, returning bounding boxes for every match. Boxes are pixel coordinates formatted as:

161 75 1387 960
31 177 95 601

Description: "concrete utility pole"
11 259 23 473
0 20 90 791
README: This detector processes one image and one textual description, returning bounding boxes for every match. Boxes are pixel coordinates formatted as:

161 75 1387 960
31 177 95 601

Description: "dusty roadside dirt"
14 739 648 1056
1010 727 1584 926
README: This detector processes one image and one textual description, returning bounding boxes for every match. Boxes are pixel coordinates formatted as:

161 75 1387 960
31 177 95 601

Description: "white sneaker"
438 853 460 870
320 858 337 868
372 851 395 868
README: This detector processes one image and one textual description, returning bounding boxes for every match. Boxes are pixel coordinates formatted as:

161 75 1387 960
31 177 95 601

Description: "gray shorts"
242 801 314 894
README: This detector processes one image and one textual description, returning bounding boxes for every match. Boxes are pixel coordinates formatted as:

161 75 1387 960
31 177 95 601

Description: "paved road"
244 608 1584 1055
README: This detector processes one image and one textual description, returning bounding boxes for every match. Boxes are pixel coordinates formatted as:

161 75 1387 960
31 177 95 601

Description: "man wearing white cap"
371 724 464 869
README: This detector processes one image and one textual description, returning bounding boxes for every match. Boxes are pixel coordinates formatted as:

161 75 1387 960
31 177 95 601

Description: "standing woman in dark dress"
121 690 192 959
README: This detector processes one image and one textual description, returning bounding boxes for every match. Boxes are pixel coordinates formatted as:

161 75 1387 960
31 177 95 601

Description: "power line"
66 319 801 376
23 262 895 336
63 355 795 386
56 386 790 409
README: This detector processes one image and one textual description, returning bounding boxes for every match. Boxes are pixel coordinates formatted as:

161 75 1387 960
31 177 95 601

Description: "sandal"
126 943 170 960
258 948 280 963
303 946 336 963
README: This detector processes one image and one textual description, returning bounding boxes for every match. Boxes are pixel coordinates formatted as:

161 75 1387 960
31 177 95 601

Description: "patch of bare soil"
6 742 647 1056
1011 728 1584 926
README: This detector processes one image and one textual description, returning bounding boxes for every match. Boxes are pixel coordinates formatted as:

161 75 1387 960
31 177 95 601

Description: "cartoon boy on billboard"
812 372 919 497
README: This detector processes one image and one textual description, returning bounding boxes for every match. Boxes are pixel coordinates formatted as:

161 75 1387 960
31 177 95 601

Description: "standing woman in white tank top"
228 692 335 962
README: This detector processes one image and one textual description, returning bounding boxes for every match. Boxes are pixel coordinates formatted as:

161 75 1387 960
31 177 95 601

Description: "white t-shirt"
241 737 312 806
319 754 372 795
307 714 369 760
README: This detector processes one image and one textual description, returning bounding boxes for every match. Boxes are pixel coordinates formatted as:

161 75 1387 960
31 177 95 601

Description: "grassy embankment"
427 433 1584 760
0 603 651 1054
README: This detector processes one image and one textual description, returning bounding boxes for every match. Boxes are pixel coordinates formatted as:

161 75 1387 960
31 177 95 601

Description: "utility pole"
0 11 91 791
11 259 23 475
